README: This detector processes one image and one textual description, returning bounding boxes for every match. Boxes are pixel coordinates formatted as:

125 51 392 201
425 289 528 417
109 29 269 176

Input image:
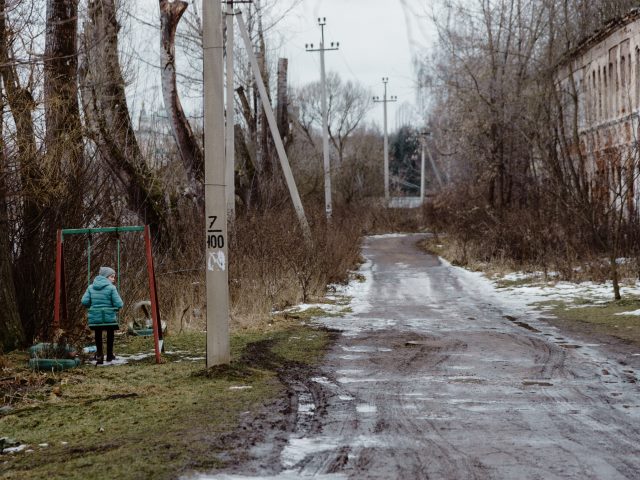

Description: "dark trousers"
94 327 115 359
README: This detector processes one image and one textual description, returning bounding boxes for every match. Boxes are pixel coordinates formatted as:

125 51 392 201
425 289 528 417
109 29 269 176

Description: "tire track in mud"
196 234 640 480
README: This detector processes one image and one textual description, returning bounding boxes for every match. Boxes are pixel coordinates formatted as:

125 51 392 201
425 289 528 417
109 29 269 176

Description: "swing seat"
29 358 81 371
28 343 77 359
28 343 80 371
127 300 166 336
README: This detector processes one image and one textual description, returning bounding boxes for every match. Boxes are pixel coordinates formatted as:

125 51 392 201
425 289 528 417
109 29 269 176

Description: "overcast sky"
128 0 435 132
274 0 435 129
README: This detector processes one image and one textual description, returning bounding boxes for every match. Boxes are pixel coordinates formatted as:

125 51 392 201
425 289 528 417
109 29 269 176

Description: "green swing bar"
53 226 163 364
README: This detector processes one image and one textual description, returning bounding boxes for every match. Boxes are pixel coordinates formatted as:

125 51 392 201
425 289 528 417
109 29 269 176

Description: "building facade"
556 9 640 214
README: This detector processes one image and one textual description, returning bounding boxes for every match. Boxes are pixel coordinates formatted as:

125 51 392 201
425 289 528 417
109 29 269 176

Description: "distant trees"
294 71 381 203
389 126 420 193
422 0 640 294
427 0 546 209
296 72 373 164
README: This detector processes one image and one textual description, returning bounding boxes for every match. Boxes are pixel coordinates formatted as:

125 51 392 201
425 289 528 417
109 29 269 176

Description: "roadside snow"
327 258 373 316
440 256 640 311
278 303 344 316
367 233 412 239
189 474 345 480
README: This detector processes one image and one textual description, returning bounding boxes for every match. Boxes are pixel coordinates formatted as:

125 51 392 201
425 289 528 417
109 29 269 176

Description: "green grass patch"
0 326 332 480
544 297 640 345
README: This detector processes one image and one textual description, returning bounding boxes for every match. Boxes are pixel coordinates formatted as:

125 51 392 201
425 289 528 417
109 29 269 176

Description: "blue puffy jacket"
81 276 124 328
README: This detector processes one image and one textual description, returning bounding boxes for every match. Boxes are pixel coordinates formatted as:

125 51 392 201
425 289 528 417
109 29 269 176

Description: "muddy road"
203 234 640 479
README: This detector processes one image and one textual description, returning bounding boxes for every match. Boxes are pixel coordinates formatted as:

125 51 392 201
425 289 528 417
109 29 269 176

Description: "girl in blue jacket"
81 266 124 364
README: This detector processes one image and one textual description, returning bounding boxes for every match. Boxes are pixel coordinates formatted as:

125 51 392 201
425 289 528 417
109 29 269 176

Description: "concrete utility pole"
419 130 431 204
373 78 397 203
203 0 230 367
305 18 339 220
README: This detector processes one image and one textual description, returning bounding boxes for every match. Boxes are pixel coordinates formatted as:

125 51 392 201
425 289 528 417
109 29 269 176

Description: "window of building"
621 56 626 114
636 47 640 109
592 71 597 122
604 65 608 118
612 61 617 117
598 67 602 119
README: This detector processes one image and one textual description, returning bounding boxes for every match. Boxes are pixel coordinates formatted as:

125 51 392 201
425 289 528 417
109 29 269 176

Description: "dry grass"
54 202 426 338
92 205 369 335
422 186 640 287
229 206 364 325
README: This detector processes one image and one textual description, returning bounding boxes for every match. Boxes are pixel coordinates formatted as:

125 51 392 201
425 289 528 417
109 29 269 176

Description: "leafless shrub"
229 205 364 326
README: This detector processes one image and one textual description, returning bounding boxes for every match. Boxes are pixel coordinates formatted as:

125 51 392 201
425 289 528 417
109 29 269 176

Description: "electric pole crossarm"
235 11 311 241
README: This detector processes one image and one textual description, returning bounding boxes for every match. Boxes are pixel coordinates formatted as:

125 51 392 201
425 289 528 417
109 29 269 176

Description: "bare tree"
44 0 85 211
296 71 373 164
80 0 169 240
422 0 640 297
159 0 204 208
0 38 23 349
1 0 47 341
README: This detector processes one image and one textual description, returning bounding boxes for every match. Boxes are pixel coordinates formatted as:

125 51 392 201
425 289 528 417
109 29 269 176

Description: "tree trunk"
0 88 24 352
0 0 42 342
44 0 84 210
235 86 257 209
159 0 204 208
276 58 290 147
610 253 622 300
80 0 169 242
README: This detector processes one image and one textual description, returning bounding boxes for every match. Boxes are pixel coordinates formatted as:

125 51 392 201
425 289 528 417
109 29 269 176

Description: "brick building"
556 8 640 214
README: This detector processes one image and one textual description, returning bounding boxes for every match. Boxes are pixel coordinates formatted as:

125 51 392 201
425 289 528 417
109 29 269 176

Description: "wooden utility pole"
305 18 339 220
236 10 311 242
203 0 230 367
374 78 397 203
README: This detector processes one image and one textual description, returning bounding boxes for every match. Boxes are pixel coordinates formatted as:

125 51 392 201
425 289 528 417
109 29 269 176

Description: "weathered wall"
557 10 640 214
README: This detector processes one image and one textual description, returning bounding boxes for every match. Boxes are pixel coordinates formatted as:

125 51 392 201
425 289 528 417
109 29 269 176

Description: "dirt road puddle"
522 380 554 387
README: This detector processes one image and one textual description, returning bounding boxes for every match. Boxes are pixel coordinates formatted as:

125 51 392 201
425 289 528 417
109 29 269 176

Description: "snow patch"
615 309 640 316
356 404 377 414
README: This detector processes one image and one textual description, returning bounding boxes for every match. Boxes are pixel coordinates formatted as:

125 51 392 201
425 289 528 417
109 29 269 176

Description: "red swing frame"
53 225 163 364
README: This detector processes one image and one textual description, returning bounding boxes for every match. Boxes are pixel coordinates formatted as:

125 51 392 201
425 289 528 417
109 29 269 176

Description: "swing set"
53 226 164 364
